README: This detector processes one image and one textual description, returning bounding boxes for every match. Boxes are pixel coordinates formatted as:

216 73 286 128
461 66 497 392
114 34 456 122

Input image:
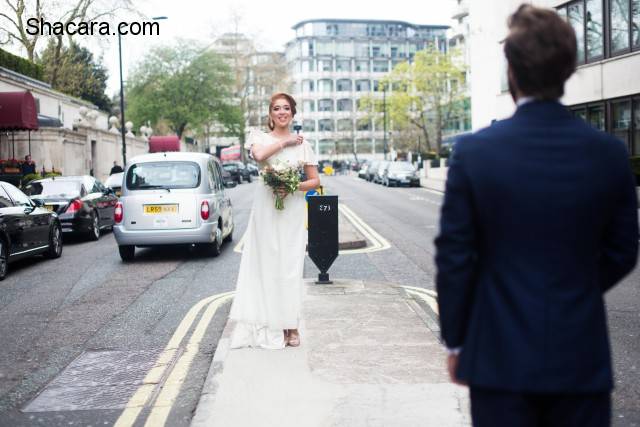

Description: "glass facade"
557 0 639 63
570 94 640 155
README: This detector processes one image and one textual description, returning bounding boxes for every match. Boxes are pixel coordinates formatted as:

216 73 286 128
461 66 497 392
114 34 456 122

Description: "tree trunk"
49 36 64 88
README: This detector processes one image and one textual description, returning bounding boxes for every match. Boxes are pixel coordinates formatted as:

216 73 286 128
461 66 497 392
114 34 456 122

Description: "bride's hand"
276 186 288 199
282 135 303 148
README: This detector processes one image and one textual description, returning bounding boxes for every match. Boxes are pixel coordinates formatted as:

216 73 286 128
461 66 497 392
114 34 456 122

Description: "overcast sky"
4 0 455 96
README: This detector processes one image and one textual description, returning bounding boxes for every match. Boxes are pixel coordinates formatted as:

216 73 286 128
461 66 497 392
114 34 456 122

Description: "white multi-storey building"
445 0 472 140
285 19 449 160
470 0 640 158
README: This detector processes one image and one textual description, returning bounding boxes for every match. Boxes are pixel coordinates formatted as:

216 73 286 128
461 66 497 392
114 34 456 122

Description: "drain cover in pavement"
23 348 177 412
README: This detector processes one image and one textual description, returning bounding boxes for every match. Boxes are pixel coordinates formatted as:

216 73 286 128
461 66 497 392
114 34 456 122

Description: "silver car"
113 152 234 261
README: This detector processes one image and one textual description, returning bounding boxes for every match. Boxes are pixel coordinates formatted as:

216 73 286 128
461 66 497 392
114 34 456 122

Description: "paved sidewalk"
191 280 470 427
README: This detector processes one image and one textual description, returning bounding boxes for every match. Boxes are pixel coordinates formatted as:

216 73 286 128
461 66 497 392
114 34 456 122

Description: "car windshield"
126 161 201 190
389 162 416 172
25 181 82 198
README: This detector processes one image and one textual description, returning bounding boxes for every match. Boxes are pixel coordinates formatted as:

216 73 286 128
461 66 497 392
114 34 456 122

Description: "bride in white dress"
229 93 320 349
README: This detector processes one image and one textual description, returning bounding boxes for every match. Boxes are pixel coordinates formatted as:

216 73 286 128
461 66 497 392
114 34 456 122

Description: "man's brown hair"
268 93 297 130
504 4 577 100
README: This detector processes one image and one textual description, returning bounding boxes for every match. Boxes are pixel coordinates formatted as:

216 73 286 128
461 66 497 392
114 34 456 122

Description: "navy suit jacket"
435 100 638 393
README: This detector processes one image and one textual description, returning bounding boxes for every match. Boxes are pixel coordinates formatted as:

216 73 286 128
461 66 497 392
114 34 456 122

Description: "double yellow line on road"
401 285 439 315
114 291 234 427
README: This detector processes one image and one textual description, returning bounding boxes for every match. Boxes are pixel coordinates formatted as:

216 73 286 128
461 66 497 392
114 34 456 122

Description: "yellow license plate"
144 204 178 214
44 205 54 211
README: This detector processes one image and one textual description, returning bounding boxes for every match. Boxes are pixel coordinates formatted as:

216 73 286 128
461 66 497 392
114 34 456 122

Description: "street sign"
307 195 338 284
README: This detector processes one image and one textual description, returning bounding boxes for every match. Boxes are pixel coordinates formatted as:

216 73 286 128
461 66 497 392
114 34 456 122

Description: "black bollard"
307 195 339 284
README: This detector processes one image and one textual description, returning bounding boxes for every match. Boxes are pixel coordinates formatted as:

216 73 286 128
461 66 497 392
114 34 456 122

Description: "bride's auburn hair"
268 93 297 130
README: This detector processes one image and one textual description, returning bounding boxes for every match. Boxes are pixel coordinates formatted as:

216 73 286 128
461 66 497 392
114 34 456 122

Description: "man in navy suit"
435 5 638 427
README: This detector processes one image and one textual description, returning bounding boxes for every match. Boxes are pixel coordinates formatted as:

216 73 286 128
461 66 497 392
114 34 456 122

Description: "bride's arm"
298 165 320 192
251 135 303 162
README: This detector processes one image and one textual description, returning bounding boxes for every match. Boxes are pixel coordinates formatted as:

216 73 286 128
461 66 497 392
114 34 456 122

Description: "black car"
246 163 259 176
25 176 118 241
222 162 252 184
221 168 237 188
0 181 63 280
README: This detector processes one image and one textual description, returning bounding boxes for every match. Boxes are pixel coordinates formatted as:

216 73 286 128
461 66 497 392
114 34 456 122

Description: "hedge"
0 48 44 81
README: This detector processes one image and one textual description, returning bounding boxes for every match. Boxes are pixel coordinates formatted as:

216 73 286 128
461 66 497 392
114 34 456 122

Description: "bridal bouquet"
261 160 303 210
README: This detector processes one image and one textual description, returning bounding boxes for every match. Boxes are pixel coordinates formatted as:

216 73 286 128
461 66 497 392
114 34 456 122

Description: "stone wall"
0 125 148 184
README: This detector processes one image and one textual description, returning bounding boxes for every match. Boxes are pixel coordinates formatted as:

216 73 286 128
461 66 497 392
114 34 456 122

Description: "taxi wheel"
119 245 135 262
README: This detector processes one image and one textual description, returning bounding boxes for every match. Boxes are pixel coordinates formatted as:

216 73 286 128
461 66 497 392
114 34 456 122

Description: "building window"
355 79 371 92
318 99 334 112
316 41 333 55
610 0 630 52
319 139 334 154
355 60 369 72
611 100 632 149
336 79 352 91
373 60 389 73
634 0 640 48
301 60 315 73
568 2 586 63
570 94 640 155
558 0 639 63
318 79 333 92
318 119 334 131
317 58 333 72
303 100 315 113
336 59 351 72
354 43 369 58
303 119 316 132
588 104 605 129
337 99 353 111
337 119 352 131
586 0 604 60
335 42 354 57
357 118 371 130
302 80 315 93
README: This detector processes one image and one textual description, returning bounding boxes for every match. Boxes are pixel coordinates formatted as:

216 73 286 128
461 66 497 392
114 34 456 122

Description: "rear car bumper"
60 215 92 233
113 221 217 246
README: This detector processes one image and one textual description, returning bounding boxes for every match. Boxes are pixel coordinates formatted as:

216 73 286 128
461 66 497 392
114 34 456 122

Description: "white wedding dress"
229 130 318 349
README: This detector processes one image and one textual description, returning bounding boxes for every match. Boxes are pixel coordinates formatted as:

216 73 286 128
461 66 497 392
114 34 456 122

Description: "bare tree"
0 0 135 85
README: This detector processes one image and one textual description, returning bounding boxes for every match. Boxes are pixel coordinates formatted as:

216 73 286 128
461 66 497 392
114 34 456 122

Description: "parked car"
373 161 390 184
357 161 370 179
105 172 124 197
0 181 63 280
222 162 252 184
365 161 380 182
221 168 237 188
113 152 234 262
25 176 118 241
382 161 420 187
246 163 259 176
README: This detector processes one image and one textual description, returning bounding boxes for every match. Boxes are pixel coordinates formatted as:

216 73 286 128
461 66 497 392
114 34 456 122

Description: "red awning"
0 91 39 131
149 135 180 153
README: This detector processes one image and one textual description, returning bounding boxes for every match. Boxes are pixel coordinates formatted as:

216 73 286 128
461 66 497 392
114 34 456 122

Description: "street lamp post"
118 16 167 166
383 85 388 160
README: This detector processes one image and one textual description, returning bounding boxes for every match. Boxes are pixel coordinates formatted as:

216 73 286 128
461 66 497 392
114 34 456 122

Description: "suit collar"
513 99 572 120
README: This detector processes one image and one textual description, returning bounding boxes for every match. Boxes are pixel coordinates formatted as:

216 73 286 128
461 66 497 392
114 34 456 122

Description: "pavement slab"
191 279 470 427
